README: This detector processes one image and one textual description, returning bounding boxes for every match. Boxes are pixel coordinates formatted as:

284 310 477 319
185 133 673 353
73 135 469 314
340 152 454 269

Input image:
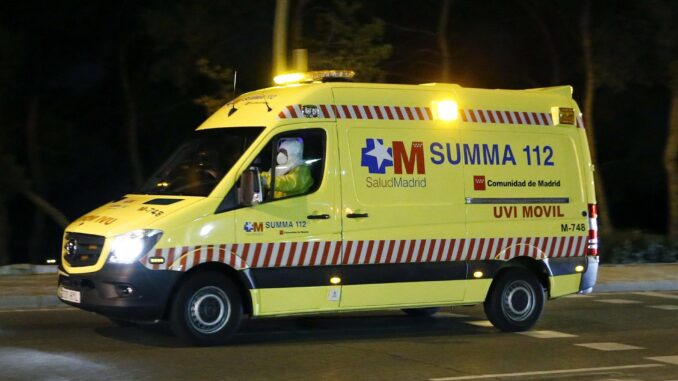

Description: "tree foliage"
306 0 392 82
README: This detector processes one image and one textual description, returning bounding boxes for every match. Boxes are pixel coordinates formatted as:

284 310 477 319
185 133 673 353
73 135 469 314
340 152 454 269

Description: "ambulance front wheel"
169 272 243 346
484 268 545 332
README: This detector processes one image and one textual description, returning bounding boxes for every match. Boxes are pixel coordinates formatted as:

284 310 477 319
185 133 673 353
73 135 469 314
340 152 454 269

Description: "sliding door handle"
346 213 369 219
307 214 330 220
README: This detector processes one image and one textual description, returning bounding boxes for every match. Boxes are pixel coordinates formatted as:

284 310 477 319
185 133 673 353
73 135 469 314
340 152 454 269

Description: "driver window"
251 129 325 202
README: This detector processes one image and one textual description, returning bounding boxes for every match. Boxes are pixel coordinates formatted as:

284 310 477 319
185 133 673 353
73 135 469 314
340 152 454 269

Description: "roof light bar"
273 70 356 85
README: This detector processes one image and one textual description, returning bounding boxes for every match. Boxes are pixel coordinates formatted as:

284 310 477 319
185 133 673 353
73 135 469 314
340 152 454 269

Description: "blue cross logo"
361 138 393 174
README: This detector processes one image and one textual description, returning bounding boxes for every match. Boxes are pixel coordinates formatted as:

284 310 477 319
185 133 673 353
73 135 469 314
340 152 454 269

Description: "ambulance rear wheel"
170 272 242 346
402 307 440 317
484 268 544 332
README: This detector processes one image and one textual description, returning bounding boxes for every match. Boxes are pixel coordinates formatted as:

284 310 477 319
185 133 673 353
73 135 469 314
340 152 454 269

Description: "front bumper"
58 262 181 321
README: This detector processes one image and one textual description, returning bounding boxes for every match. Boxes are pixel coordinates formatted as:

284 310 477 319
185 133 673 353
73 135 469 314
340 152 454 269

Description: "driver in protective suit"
261 138 313 199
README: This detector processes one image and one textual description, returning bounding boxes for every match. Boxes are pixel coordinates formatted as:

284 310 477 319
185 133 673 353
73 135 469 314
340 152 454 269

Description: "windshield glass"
138 127 264 196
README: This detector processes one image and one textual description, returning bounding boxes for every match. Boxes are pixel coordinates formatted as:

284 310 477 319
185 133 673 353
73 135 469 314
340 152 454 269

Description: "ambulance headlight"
108 229 163 264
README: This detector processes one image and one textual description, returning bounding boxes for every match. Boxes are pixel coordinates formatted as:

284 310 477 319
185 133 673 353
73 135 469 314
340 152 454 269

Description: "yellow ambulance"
57 70 599 345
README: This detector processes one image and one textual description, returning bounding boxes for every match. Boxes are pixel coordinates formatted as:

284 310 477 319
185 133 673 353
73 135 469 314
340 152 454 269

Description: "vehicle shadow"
94 308 497 348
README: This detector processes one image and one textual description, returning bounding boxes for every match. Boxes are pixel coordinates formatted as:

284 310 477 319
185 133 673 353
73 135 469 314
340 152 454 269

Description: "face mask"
276 152 288 165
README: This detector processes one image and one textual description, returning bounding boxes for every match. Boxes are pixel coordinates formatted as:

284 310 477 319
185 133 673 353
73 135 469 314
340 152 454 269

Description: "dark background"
0 0 674 264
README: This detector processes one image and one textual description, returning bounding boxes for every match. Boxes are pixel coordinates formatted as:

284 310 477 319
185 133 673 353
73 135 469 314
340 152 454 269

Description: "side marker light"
149 257 165 264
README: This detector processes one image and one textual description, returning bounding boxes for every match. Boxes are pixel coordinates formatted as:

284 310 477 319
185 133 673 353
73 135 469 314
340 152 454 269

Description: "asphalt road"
1 292 677 381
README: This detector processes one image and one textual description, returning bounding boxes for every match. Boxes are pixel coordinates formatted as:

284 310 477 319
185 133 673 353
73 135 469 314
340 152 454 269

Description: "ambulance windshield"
138 127 264 196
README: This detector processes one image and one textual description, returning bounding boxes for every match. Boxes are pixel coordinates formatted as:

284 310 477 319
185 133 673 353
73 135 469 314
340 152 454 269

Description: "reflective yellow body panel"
61 80 596 320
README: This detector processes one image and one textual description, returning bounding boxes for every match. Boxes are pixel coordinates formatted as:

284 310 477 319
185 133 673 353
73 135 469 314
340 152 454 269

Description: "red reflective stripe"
322 242 330 265
415 107 425 120
365 240 375 263
308 242 319 265
374 106 384 119
353 241 364 264
417 240 427 262
395 240 407 262
425 107 434 120
342 105 352 119
342 241 353 264
364 106 374 119
475 238 486 260
206 245 213 262
375 240 386 262
478 110 487 123
405 107 415 120
394 106 405 120
487 111 496 123
284 242 296 266
384 106 394 120
319 104 330 118
496 112 506 124
286 105 297 118
192 249 200 267
332 242 342 264
352 105 362 119
468 239 478 260
274 243 285 267
427 239 438 262
299 242 309 265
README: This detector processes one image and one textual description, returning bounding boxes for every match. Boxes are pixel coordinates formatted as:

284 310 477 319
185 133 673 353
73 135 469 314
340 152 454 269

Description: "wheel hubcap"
501 280 535 322
188 286 231 334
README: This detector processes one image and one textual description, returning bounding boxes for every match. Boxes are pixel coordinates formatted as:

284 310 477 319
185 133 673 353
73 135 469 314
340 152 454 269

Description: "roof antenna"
263 93 272 112
228 70 238 116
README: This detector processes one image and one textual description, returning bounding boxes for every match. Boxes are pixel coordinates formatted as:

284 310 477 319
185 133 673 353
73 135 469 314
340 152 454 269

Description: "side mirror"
238 167 263 206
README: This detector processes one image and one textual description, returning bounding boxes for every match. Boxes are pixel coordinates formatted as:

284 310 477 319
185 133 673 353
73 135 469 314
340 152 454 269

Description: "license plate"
58 286 81 304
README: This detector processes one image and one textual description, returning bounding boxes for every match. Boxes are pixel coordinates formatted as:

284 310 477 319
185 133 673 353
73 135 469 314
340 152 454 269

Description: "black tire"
484 268 545 332
169 272 243 346
402 307 440 317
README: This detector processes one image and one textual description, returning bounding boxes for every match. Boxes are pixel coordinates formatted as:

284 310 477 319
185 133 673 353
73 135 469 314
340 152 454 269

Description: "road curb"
594 281 678 293
0 264 58 276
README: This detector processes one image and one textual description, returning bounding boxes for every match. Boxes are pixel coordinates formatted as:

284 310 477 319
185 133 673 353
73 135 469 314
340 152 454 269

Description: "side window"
252 129 325 202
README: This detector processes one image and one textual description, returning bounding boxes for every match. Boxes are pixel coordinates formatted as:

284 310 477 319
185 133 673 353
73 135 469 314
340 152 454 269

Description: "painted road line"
465 320 494 328
428 364 664 381
564 294 594 298
594 299 642 304
517 330 577 339
646 355 678 365
575 342 644 351
648 304 678 310
633 292 678 300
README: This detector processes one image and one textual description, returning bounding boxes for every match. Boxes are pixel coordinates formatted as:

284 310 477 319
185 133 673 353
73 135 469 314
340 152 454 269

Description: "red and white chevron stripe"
276 104 582 128
460 109 554 126
278 104 434 121
141 236 587 272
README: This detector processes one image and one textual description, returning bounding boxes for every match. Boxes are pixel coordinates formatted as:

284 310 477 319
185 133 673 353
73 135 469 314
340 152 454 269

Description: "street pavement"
0 291 677 380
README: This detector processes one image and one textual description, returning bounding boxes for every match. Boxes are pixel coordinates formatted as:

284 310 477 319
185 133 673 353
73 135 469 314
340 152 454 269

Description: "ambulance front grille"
63 232 105 267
